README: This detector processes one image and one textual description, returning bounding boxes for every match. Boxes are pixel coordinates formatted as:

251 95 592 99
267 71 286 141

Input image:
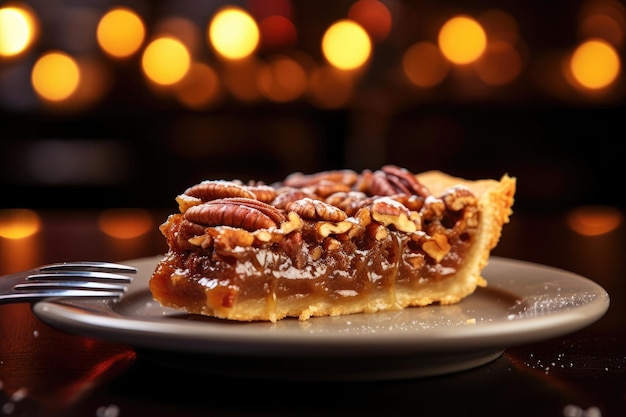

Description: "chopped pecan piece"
325 191 370 216
441 186 477 211
370 197 418 233
422 233 451 262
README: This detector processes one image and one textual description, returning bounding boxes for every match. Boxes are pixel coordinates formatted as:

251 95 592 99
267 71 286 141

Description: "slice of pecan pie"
149 166 516 322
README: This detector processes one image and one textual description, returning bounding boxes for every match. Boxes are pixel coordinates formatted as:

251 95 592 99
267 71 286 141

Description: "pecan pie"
149 166 516 322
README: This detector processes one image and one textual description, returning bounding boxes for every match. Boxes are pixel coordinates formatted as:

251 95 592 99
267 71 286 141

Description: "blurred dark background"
1 0 624 215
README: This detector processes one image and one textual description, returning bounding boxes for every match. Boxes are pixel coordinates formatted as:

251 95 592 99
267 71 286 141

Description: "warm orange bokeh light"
31 51 81 101
403 41 449 88
567 205 623 236
0 209 41 239
569 39 620 89
155 16 202 56
64 56 112 111
174 62 222 109
307 65 354 108
141 36 191 86
322 20 371 70
438 15 487 64
0 3 38 57
579 0 626 47
480 9 519 44
257 55 308 102
97 7 145 58
98 209 153 240
259 15 297 50
580 13 624 47
208 7 260 60
475 40 523 86
348 0 392 43
221 58 263 102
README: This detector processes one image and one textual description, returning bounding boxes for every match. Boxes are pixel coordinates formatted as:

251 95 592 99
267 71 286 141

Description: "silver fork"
0 261 137 304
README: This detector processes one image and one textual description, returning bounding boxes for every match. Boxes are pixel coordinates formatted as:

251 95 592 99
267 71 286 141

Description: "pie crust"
149 166 516 322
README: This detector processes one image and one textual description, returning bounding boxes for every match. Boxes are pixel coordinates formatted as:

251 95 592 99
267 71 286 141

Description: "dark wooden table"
0 208 624 417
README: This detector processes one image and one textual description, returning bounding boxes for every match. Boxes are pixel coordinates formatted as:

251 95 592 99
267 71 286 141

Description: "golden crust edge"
415 170 517 302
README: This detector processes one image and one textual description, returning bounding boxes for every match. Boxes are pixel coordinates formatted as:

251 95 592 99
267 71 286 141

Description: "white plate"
33 256 609 381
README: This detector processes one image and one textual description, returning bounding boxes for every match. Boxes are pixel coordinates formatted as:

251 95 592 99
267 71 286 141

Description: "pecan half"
184 180 256 201
271 188 320 209
366 166 430 198
219 197 286 225
184 198 285 231
286 198 348 222
245 184 278 203
283 169 358 188
307 179 351 198
382 165 431 198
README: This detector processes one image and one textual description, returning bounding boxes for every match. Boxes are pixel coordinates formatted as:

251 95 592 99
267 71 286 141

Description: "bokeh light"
0 4 38 58
475 40 523 86
221 58 263 102
257 55 308 102
307 65 354 108
438 15 487 65
154 16 202 57
31 51 81 101
569 38 620 89
347 0 392 43
97 7 145 58
258 15 297 50
322 20 371 70
0 209 41 239
98 208 153 239
567 205 623 236
403 41 450 88
141 36 191 86
208 7 260 60
480 9 519 44
579 0 626 47
173 62 222 110
64 56 112 111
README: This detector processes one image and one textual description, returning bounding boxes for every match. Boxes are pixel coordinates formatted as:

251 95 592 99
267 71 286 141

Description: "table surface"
0 209 624 417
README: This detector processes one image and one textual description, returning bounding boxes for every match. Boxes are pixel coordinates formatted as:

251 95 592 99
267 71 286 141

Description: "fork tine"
2 290 125 303
0 261 135 305
15 281 127 291
27 271 133 283
37 261 137 273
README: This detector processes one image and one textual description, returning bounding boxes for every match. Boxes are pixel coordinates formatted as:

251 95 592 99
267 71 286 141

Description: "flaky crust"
408 171 516 305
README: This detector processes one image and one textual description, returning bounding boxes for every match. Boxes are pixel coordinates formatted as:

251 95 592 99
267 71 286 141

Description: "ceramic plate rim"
32 255 610 357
